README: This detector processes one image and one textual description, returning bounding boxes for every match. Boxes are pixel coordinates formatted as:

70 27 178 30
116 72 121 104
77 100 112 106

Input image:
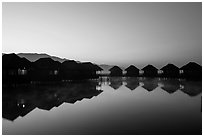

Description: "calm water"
2 77 202 135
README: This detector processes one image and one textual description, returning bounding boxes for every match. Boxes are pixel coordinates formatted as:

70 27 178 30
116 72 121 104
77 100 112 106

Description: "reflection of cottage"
2 53 33 84
2 81 103 121
141 78 158 91
2 97 21 121
125 77 139 90
180 62 202 80
160 79 180 94
64 82 103 104
179 81 202 96
109 66 123 76
31 58 61 81
125 65 139 77
3 91 36 121
141 65 158 77
160 64 179 78
109 77 123 90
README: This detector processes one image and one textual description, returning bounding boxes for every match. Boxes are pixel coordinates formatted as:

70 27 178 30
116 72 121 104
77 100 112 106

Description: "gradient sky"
2 2 202 68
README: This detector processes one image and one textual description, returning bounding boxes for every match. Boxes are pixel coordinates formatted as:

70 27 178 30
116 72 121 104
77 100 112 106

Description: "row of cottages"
108 65 158 77
109 63 202 80
161 62 202 80
3 53 33 84
60 61 103 80
2 54 103 84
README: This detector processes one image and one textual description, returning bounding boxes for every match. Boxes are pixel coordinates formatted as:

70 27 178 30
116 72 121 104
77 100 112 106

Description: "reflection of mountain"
125 77 139 90
141 78 158 91
3 81 102 121
109 77 123 90
160 79 180 94
179 81 202 96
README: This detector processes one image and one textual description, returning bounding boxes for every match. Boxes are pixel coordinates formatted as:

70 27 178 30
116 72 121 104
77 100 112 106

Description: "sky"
2 2 202 68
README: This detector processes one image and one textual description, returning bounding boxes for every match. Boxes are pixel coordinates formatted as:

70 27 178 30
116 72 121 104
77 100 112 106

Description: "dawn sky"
2 2 202 68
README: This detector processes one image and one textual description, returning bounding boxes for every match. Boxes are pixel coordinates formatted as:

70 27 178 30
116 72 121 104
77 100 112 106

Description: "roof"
142 65 158 71
180 62 202 71
3 53 21 69
19 57 33 69
34 58 60 69
81 62 97 71
125 65 139 71
61 60 82 70
160 64 179 71
109 66 123 72
3 53 33 69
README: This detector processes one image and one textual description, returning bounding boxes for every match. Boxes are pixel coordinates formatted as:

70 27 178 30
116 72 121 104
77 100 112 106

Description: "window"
180 70 184 74
54 70 58 75
18 69 27 75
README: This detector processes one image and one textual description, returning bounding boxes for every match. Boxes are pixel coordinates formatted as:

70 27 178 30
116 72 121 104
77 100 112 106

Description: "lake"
2 77 202 135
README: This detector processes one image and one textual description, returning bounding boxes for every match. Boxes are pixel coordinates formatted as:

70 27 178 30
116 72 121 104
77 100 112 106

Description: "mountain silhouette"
17 53 69 63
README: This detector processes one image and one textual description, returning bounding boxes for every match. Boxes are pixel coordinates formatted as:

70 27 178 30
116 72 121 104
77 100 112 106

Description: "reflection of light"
180 70 184 74
158 70 163 74
139 82 144 86
96 86 102 90
54 93 57 97
17 103 26 108
158 83 164 87
178 78 185 81
18 69 27 75
180 84 184 89
139 70 144 74
54 70 58 75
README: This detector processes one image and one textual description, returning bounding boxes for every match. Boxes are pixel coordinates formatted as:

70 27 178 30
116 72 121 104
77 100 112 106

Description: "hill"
17 53 68 63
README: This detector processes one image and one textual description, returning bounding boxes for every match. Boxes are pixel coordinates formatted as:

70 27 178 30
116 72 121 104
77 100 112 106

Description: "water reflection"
3 81 102 121
124 77 139 90
159 78 180 94
140 78 159 92
107 77 201 97
109 77 123 90
179 81 202 96
2 77 202 135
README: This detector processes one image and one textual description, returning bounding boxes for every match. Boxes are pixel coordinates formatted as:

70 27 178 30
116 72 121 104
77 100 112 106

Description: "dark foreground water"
2 77 202 135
